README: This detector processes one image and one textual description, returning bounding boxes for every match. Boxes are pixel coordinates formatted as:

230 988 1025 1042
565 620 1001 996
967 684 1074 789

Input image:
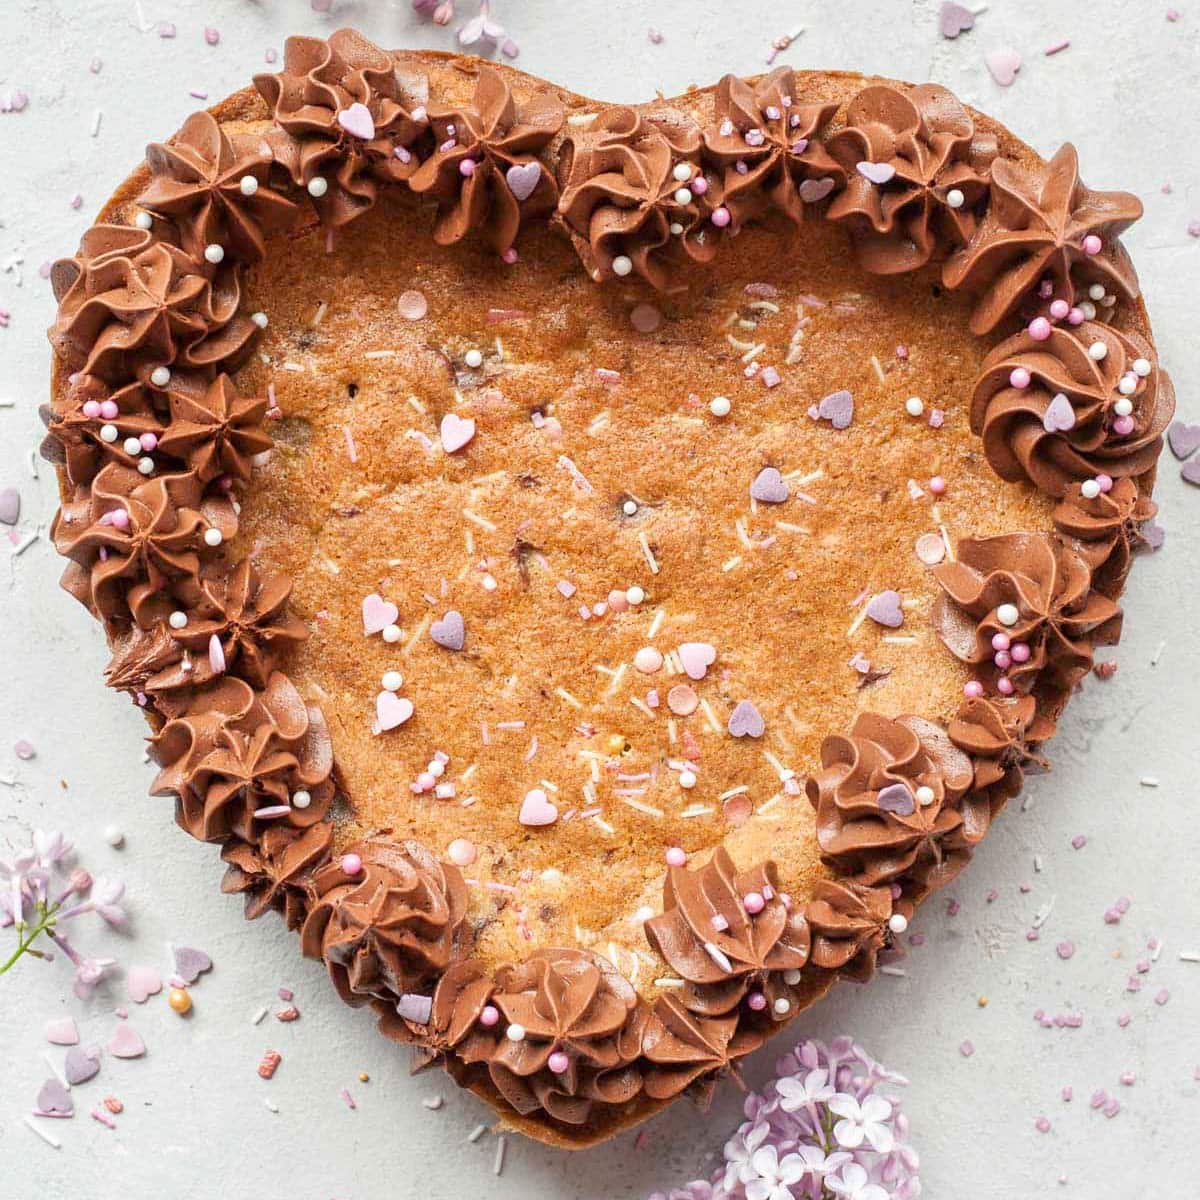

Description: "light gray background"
1 2 1197 1197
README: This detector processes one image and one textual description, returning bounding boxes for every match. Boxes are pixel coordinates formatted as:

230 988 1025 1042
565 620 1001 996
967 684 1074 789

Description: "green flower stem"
0 903 55 978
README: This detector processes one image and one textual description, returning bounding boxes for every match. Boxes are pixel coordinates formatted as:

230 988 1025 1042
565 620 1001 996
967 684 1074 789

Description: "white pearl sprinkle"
625 585 646 606
1088 283 1106 301
103 824 125 848
782 968 802 985
204 243 225 264
1114 397 1134 417
612 255 633 277
122 436 142 455
1088 340 1108 361
669 222 684 236
773 998 791 1015
239 175 259 196
945 187 965 209
506 1023 526 1042
464 348 484 369
710 396 731 417
168 610 188 629
679 770 697 789
1117 376 1137 397
381 670 404 692
203 527 223 547
99 423 119 443
382 623 402 644
672 162 693 182
1132 357 1152 378
915 785 935 807
635 905 656 923
134 211 154 230
291 789 312 810
137 457 155 475
307 176 329 198
673 187 693 205
622 499 638 516
150 366 172 388
905 395 925 417
251 311 269 329
996 603 1020 627
1080 301 1097 320
1080 479 1102 499
888 913 909 934
428 759 445 778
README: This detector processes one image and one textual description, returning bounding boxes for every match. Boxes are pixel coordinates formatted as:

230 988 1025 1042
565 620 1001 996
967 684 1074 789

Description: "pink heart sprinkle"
519 787 559 827
361 593 399 635
44 1016 79 1045
126 964 162 1004
440 412 476 453
857 161 896 185
866 589 905 628
939 1 975 38
108 1023 146 1059
375 692 414 733
173 945 212 984
985 48 1022 87
36 1078 74 1117
728 700 765 739
750 466 789 503
798 177 836 203
63 1045 100 1085
677 642 717 681
505 160 542 202
336 102 376 141
1042 392 1076 433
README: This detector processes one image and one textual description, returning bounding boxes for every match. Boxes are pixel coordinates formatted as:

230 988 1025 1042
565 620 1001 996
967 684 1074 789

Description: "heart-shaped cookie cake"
42 30 1173 1146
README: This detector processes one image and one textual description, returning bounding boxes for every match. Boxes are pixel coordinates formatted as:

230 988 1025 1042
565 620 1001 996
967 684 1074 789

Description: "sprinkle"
258 1050 281 1079
468 1123 488 1143
493 1134 507 1176
23 1115 62 1149
339 1087 356 1110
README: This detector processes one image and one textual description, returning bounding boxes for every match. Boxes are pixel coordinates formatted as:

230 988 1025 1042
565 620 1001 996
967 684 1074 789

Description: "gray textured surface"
1 2 1197 1197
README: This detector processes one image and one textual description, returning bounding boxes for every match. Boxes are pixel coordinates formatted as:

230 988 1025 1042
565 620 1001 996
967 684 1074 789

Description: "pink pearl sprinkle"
1082 234 1103 255
1049 299 1070 320
459 158 477 177
416 771 435 791
99 399 119 420
964 680 984 699
1009 367 1031 389
996 677 1015 696
1067 307 1085 326
1010 642 1031 663
994 650 1012 670
747 992 767 1012
665 847 687 867
607 589 629 613
501 247 519 264
547 1051 570 1074
928 475 946 495
991 633 1011 652
82 400 102 418
743 891 765 914
1028 316 1052 341
690 176 708 196
139 433 158 451
109 509 130 530
1096 473 1114 493
1112 415 1135 436
1035 1116 1051 1133
710 206 731 228
479 1005 500 1027
340 853 363 876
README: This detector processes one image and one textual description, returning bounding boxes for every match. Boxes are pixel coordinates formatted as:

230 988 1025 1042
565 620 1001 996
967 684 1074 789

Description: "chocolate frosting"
641 992 761 1101
254 29 428 228
49 224 256 383
943 143 1143 335
140 110 299 262
220 821 333 929
826 84 995 273
155 373 273 484
947 695 1053 808
1053 476 1158 590
149 672 334 843
970 322 1174 498
804 878 895 982
557 105 718 288
408 65 563 254
806 712 983 890
932 533 1123 692
701 67 843 227
301 838 468 1005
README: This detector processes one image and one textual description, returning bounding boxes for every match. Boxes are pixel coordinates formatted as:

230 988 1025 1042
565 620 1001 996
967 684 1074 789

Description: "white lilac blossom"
0 829 127 996
647 1037 920 1200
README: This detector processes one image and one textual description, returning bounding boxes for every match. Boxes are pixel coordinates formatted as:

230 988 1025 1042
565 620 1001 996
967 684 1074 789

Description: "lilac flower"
33 829 74 868
743 1145 808 1200
775 1067 835 1112
89 877 128 926
458 2 504 48
826 1162 891 1200
722 1119 771 1191
829 1093 895 1152
72 953 116 999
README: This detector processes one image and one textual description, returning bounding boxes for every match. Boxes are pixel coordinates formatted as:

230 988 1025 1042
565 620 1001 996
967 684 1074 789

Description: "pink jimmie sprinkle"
158 21 177 38
1044 39 1071 55
1056 941 1075 960
1090 1089 1108 1109
204 27 220 46
339 1086 356 1110
1117 1013 1131 1028
1034 1116 1051 1133
760 366 782 389
1154 988 1170 1006
959 1040 975 1058
1071 834 1087 850
90 1108 117 1130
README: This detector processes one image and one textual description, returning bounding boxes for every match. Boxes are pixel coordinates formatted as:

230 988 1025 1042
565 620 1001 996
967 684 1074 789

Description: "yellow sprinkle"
592 816 615 834
618 795 664 818
638 531 660 575
647 609 666 638
629 696 656 719
699 699 723 735
403 612 432 654
406 394 425 413
555 687 583 709
462 509 497 533
722 555 743 572
870 354 885 383
604 663 627 698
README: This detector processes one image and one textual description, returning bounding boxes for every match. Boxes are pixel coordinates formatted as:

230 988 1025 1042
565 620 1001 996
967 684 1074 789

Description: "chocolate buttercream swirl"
804 878 895 983
947 695 1053 808
139 110 298 263
701 67 843 227
149 672 334 843
943 143 1143 335
806 712 982 890
558 105 718 289
484 949 646 1126
932 533 1123 693
970 322 1173 498
641 992 762 1102
49 224 256 383
51 462 237 626
1053 476 1158 590
420 959 500 1059
155 373 272 484
301 838 468 1006
408 65 563 255
220 821 333 930
254 28 428 228
825 84 995 273
644 847 810 1017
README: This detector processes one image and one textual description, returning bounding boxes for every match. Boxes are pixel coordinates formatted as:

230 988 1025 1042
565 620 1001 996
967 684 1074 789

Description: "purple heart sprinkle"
750 467 789 504
63 1045 101 1085
728 700 765 739
877 783 915 816
798 177 836 204
430 610 466 651
1042 392 1076 433
815 389 854 429
0 486 19 526
173 945 213 984
866 590 905 628
1182 460 1200 487
939 1 975 38
857 161 896 186
505 161 542 203
1167 420 1200 461
35 1078 74 1117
